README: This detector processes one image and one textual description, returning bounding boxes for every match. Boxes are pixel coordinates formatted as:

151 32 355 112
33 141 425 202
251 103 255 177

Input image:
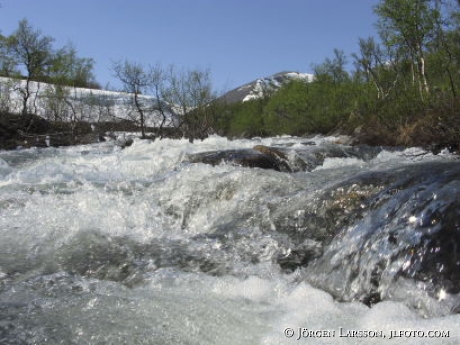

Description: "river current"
0 135 459 344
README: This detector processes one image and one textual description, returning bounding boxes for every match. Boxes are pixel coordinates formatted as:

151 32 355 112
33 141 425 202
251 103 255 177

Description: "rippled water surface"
1 135 460 344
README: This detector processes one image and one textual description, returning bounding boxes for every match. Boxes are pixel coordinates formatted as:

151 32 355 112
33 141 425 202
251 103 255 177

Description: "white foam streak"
1 136 460 344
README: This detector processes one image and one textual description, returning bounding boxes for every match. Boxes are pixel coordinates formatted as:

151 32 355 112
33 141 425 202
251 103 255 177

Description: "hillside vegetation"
2 1 460 151
210 1 460 150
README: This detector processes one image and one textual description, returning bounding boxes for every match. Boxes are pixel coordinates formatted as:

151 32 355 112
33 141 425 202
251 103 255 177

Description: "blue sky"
0 0 380 93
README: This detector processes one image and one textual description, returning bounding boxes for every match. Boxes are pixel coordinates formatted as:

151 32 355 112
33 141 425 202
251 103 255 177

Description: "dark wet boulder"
187 144 387 173
253 143 385 172
115 135 134 148
253 144 289 160
253 145 307 172
188 145 312 173
290 144 385 171
188 149 292 172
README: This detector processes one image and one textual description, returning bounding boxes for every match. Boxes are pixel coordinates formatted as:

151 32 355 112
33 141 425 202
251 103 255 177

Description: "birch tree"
6 19 54 114
112 60 152 138
375 0 440 98
163 66 215 142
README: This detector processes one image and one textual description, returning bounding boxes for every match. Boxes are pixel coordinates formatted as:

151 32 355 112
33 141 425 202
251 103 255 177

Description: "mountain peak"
220 71 314 104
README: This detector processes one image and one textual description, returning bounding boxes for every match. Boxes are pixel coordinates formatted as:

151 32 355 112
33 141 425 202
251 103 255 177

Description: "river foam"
1 135 459 344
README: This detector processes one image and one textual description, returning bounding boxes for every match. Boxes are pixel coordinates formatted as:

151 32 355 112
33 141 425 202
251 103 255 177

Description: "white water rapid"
0 135 459 344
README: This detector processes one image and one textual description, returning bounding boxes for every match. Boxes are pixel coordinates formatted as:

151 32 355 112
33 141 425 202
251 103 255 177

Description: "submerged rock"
187 143 383 173
253 145 308 172
188 149 292 172
290 162 460 316
115 135 134 148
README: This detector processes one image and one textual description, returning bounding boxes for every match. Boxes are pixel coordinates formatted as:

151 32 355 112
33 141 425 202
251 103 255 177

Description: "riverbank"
2 110 460 155
0 112 183 150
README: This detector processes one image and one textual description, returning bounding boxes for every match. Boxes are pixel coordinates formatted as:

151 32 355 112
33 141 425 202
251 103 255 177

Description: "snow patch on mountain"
242 71 314 102
219 71 314 104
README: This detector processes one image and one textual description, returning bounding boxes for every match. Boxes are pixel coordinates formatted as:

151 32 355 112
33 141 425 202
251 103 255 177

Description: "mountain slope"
220 71 314 104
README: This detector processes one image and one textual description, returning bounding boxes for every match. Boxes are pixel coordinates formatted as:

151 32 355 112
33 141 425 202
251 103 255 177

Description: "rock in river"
188 148 293 172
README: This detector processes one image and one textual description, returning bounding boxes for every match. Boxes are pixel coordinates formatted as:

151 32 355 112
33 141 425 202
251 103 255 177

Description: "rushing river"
1 135 460 344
